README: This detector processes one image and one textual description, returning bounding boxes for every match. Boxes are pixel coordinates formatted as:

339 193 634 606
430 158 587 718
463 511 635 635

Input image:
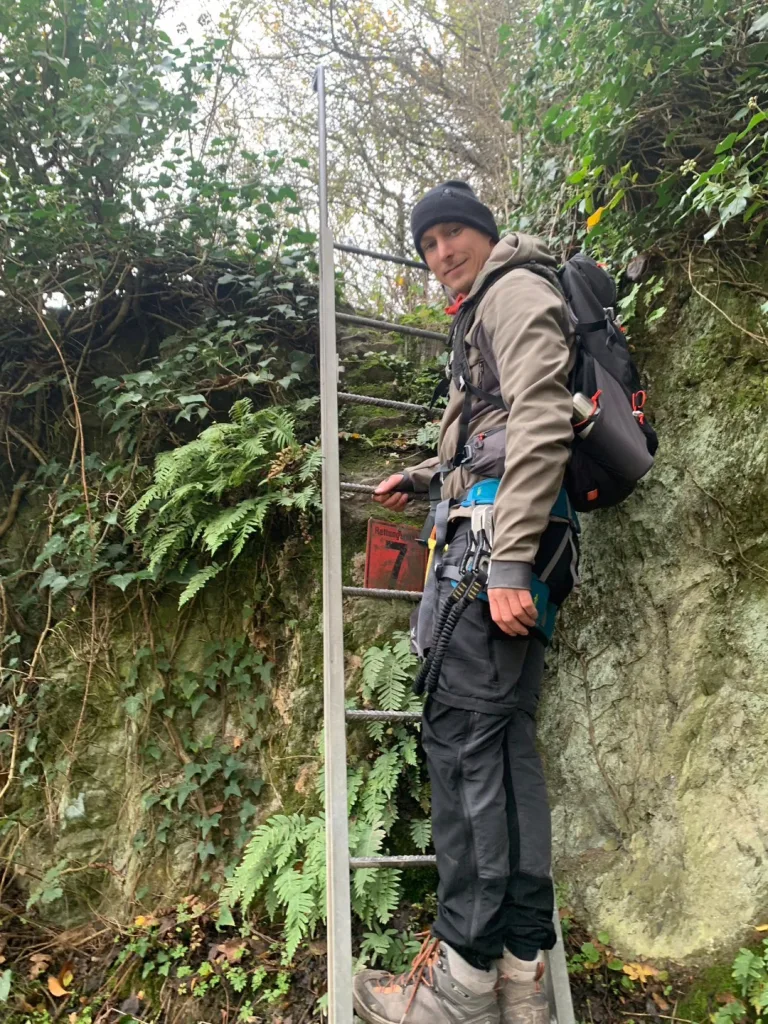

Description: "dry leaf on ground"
623 962 660 984
47 975 67 998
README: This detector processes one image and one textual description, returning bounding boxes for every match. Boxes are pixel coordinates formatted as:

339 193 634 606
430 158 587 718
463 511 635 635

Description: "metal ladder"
313 66 575 1024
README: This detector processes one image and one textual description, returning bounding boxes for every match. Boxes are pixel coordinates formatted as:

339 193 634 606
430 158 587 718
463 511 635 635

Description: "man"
352 181 576 1024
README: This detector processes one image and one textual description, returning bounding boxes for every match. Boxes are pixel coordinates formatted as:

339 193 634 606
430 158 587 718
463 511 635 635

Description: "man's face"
421 222 495 295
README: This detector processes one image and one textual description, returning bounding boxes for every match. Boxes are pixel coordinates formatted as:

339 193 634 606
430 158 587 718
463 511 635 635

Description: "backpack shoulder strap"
447 261 558 468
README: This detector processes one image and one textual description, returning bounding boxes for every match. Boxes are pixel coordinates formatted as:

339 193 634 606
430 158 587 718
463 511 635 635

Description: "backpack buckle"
603 306 615 321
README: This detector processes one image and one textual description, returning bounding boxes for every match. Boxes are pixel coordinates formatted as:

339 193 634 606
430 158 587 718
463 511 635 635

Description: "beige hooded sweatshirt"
403 233 575 591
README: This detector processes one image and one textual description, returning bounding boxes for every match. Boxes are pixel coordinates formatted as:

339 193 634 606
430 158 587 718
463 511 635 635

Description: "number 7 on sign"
385 540 408 582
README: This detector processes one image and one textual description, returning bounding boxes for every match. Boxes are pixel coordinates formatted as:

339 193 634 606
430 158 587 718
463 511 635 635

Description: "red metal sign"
364 519 426 593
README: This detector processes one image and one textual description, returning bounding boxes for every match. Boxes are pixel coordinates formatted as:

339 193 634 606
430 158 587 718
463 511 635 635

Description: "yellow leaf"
623 962 660 983
134 914 159 929
587 207 605 231
755 923 768 932
48 976 67 998
61 969 74 988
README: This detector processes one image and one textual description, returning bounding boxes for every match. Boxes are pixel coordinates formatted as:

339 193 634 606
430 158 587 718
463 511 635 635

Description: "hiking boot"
353 935 500 1024
494 951 550 1024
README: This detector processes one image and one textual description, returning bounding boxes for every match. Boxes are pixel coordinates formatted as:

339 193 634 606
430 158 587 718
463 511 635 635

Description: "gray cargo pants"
420 522 555 963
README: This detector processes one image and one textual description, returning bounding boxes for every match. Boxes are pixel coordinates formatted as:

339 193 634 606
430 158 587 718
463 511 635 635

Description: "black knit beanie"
411 180 499 259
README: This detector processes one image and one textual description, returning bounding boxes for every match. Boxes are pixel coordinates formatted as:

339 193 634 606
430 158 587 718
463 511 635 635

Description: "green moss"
677 961 738 1022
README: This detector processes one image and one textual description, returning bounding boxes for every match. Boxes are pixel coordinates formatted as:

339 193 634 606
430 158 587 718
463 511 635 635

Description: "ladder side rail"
314 65 354 1024
542 897 575 1024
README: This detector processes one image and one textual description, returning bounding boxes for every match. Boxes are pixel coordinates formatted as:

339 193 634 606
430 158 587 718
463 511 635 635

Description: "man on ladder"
353 181 579 1024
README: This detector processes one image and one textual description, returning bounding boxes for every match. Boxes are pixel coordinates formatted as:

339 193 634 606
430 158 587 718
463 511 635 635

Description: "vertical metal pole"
313 65 354 1024
543 901 575 1024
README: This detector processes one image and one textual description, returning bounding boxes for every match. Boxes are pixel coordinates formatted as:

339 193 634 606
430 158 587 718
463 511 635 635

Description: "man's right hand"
373 474 410 511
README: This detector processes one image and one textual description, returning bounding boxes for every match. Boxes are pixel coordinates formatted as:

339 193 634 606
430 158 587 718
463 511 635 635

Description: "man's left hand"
488 588 538 637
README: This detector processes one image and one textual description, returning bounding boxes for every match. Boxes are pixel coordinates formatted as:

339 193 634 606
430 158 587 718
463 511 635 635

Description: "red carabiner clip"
632 390 647 425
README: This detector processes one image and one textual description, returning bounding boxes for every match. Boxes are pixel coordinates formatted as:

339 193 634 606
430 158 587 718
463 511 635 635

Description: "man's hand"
373 474 410 511
488 588 538 637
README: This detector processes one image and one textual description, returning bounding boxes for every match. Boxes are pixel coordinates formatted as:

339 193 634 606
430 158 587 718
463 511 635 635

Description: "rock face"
541 271 768 961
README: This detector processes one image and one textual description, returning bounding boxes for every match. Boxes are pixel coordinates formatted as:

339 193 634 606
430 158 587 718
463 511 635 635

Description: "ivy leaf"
197 840 217 861
123 694 145 719
714 132 739 154
38 567 70 595
108 573 137 592
217 902 236 928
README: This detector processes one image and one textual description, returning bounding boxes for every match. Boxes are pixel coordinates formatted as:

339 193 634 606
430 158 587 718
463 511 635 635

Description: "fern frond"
147 525 189 574
365 869 403 926
350 821 385 900
178 562 223 607
361 749 402 824
230 397 253 423
273 868 316 962
201 501 257 555
409 819 432 852
125 485 160 532
230 498 271 559
400 734 418 767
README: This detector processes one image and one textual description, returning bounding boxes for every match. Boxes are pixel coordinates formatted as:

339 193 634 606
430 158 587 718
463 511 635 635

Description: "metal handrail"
334 242 427 271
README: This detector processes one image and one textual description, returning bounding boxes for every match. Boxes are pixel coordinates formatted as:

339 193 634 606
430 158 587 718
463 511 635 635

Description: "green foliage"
137 638 270 882
508 0 768 255
92 296 317 454
126 398 321 603
0 0 317 301
712 941 768 1024
223 634 429 969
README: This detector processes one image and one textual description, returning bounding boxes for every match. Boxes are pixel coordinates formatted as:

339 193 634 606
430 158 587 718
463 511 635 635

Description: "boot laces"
374 934 442 1021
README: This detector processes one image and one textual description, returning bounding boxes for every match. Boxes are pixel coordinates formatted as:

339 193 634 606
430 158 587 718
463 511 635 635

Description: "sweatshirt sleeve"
401 455 440 493
483 270 573 589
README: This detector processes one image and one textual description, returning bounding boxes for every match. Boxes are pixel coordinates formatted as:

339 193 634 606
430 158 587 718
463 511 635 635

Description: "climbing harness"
413 479 578 696
413 502 493 696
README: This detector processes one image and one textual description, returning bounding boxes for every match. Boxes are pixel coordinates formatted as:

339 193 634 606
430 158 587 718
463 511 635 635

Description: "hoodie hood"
466 232 558 300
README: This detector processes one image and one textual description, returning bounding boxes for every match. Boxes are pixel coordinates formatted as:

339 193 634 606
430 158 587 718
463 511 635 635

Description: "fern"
224 635 428 964
409 819 432 852
273 869 315 961
126 400 320 605
361 749 402 824
178 563 223 607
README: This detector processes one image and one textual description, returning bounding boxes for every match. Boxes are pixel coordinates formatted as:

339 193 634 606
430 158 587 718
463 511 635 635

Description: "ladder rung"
337 312 448 342
346 710 421 723
338 391 431 416
342 586 422 601
340 480 429 501
334 242 427 271
350 855 436 869
342 481 380 493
